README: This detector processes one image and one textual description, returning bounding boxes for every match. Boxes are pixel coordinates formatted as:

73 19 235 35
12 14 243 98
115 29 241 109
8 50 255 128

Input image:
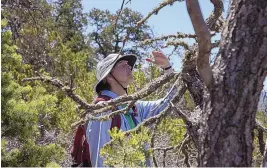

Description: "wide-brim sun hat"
95 53 137 93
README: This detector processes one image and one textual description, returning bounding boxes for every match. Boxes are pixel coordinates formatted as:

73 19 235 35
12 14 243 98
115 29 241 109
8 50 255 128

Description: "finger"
152 51 161 57
145 58 155 63
156 52 165 58
152 51 157 56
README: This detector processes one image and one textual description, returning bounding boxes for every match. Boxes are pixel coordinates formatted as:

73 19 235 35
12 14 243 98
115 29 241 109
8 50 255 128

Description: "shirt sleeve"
86 110 112 167
135 83 177 121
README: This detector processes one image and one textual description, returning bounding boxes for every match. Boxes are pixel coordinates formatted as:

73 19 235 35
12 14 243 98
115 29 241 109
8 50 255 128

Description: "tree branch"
71 101 137 128
211 40 220 49
22 76 91 110
103 80 188 148
170 103 191 127
163 40 190 50
93 33 108 57
80 72 178 114
23 72 178 123
136 0 182 27
113 0 126 35
103 103 173 148
139 33 197 47
186 0 213 89
256 119 267 133
206 0 224 32
90 74 182 121
258 128 265 156
151 120 161 167
177 135 190 167
262 138 267 167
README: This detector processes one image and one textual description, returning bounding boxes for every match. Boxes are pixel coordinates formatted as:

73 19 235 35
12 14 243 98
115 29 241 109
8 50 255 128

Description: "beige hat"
95 53 137 93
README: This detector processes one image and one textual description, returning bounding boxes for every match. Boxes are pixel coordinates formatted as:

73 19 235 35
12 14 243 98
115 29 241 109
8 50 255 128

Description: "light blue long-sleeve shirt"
86 88 176 167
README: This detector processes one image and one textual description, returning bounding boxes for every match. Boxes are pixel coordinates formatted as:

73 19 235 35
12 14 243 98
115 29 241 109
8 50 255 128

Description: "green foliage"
46 162 61 167
157 117 187 146
1 70 60 141
1 20 68 166
101 127 152 167
184 90 195 111
88 7 152 58
53 0 88 52
256 111 267 127
1 140 65 167
54 97 80 132
128 63 163 101
128 63 148 94
1 0 188 167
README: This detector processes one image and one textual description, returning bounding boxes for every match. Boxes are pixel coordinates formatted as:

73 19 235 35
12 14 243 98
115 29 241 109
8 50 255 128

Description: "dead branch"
256 119 267 156
136 0 182 27
171 103 191 127
139 33 196 47
71 101 137 128
78 73 180 128
182 142 191 167
126 104 171 134
171 103 200 146
258 128 265 156
22 76 92 110
256 119 267 133
23 72 178 117
103 103 173 149
177 134 190 155
151 120 161 167
163 149 167 167
206 0 224 32
153 143 180 152
163 40 190 50
113 0 126 34
103 80 188 148
81 72 178 113
186 0 213 89
95 74 181 122
177 135 190 166
262 138 267 167
212 40 220 49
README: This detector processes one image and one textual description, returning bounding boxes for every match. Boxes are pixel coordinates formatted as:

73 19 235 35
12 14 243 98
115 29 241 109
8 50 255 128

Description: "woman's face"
111 60 134 85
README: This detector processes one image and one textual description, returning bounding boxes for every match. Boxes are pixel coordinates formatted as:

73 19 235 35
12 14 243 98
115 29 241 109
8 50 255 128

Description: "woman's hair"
97 78 111 96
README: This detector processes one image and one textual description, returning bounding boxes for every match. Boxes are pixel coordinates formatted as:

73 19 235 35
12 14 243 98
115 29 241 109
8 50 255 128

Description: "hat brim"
95 54 137 94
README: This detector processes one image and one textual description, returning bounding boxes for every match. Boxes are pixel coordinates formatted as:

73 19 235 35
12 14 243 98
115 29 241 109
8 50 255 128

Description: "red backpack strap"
94 95 121 130
71 95 123 167
71 124 92 167
110 114 121 130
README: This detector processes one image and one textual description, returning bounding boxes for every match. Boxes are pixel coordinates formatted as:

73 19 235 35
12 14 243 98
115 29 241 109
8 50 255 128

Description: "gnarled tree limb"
81 72 178 113
22 76 92 110
163 40 190 50
262 138 267 167
139 33 196 47
23 72 178 116
206 0 224 32
186 0 213 89
136 0 183 27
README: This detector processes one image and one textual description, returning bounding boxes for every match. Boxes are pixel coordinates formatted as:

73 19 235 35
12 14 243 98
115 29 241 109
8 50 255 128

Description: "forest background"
1 0 267 167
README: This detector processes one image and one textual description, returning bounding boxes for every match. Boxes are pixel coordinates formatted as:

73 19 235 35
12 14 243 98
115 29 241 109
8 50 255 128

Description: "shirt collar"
101 90 136 115
101 90 119 99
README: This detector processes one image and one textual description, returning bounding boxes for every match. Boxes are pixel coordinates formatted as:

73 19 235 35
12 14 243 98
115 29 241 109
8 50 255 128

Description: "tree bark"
199 0 267 166
261 138 267 167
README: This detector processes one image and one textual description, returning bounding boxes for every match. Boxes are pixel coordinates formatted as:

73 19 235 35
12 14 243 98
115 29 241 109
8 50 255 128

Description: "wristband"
163 66 172 70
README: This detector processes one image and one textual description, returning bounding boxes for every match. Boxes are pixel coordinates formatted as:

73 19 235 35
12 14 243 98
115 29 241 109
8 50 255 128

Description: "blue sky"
82 0 267 90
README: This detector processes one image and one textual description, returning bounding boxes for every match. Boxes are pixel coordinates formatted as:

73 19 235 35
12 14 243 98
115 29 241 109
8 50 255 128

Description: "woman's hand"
146 51 170 69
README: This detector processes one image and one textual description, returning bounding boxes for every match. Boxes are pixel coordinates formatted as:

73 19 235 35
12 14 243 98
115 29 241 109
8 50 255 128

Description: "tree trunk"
199 0 267 166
